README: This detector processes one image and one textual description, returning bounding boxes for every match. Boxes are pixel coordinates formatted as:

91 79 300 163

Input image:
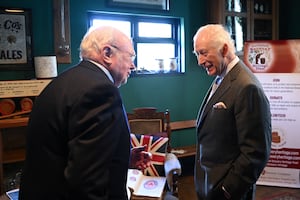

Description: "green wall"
0 0 211 147
2 0 298 147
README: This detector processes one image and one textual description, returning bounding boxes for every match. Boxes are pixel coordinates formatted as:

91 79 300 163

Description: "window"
88 12 184 75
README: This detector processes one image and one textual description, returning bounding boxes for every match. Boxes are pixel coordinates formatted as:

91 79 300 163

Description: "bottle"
254 3 259 13
259 3 264 13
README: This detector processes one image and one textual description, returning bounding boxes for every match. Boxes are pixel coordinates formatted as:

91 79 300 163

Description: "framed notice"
107 0 170 11
0 8 33 70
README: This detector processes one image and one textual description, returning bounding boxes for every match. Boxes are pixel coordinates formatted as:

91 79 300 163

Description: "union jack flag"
130 133 168 177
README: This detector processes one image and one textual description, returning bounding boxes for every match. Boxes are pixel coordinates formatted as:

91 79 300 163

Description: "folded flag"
131 133 168 176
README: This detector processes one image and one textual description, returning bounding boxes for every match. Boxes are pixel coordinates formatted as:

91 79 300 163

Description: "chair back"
127 107 171 152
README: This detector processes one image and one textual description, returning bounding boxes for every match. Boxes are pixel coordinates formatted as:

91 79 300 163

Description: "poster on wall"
0 13 27 64
244 40 300 188
0 8 33 70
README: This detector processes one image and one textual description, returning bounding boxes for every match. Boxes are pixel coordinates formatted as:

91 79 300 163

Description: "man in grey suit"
192 24 271 200
19 26 149 200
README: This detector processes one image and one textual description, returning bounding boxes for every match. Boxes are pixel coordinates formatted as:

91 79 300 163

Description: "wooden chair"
127 107 180 197
127 107 172 152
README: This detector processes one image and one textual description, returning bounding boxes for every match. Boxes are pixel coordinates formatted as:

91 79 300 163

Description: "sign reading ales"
0 13 27 64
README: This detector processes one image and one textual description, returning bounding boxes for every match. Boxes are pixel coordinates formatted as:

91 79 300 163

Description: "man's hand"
130 145 152 170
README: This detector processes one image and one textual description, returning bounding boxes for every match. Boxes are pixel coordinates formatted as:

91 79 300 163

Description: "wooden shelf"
0 117 29 194
0 117 29 129
0 80 49 194
2 149 26 164
169 120 196 131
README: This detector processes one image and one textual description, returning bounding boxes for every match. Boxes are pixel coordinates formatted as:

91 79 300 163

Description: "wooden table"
0 194 9 200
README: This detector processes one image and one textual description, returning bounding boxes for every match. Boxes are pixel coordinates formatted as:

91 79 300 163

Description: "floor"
176 157 300 200
177 175 300 200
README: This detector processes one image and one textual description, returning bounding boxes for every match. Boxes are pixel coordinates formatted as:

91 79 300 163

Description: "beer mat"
0 99 15 116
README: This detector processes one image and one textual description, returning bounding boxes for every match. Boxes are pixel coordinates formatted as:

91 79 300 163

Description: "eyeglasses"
110 44 136 62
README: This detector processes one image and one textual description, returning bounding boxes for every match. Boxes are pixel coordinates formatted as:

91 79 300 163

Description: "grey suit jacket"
195 61 271 200
19 60 131 200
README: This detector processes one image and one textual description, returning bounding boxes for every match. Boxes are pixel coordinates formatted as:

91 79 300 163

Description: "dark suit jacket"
195 61 272 200
19 60 131 200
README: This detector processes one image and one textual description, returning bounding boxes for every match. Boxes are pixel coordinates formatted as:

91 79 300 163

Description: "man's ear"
103 46 113 66
103 46 112 57
221 44 228 57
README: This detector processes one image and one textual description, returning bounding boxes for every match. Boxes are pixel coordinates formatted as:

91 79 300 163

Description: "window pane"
91 19 131 37
225 16 246 52
138 22 172 38
136 43 175 73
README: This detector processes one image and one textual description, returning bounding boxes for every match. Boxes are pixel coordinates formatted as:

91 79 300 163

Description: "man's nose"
130 63 136 70
197 55 206 66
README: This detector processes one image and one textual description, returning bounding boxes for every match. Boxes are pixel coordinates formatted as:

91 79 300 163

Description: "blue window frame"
88 12 184 75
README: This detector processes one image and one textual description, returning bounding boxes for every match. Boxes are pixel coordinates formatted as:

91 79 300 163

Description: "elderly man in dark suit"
19 26 149 200
192 24 272 200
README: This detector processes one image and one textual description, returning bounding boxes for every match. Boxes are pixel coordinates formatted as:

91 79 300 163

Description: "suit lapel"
196 63 241 129
196 86 212 127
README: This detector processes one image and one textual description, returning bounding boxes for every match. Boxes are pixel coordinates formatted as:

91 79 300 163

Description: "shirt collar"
88 59 114 83
217 56 239 83
226 56 239 74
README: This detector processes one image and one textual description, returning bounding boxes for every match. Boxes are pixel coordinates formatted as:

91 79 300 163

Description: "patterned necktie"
208 76 222 100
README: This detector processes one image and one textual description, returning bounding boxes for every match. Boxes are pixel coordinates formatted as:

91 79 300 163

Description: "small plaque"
0 79 51 98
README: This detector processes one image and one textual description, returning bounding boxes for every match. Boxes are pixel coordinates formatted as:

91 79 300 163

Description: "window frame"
88 11 183 76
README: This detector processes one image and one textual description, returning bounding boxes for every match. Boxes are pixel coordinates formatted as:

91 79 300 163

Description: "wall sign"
0 8 33 70
244 40 300 188
0 79 52 98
